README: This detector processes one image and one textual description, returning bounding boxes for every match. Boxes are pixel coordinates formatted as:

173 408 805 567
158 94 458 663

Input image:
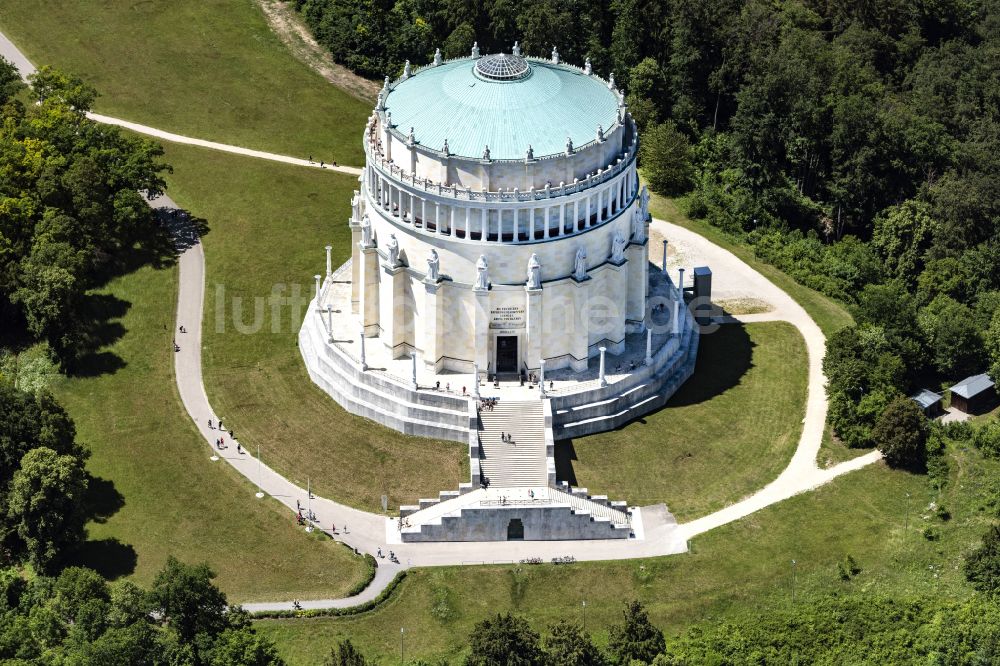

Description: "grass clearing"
648 193 854 337
0 0 370 162
559 322 807 521
258 442 995 663
159 142 468 513
38 223 367 602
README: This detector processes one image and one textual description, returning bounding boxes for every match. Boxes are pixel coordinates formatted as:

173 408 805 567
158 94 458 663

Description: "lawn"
558 322 808 521
258 441 995 664
159 142 468 514
648 193 854 337
39 220 368 603
0 0 370 163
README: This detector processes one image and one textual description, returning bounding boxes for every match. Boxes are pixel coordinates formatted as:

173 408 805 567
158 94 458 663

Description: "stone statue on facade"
611 231 627 263
386 233 400 267
472 42 480 58
526 253 541 289
566 136 574 155
513 41 521 56
640 185 650 221
426 249 440 281
483 145 491 160
551 46 560 64
351 189 361 222
584 58 592 75
631 206 646 243
475 255 489 290
403 60 412 79
574 247 588 281
360 214 373 248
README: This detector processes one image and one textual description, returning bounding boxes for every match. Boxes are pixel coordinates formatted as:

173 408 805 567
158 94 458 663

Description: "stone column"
422 279 442 372
380 263 407 357
411 351 418 389
538 359 546 397
472 363 481 399
473 287 490 375
525 284 543 375
573 199 579 233
570 279 590 372
314 274 322 310
645 327 653 366
544 207 550 239
326 304 334 342
325 245 333 278
673 300 680 336
626 240 648 325
359 246 380 336
598 346 607 387
359 326 368 371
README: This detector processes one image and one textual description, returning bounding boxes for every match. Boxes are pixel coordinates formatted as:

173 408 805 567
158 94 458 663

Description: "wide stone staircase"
477 400 547 488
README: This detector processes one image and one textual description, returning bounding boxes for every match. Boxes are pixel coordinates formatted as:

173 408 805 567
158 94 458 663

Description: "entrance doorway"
496 336 518 374
507 518 524 540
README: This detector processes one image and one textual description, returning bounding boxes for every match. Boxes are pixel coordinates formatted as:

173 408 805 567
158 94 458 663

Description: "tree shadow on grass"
84 474 126 524
66 473 135 578
67 293 131 377
65 203 209 378
555 324 756 486
71 538 137 580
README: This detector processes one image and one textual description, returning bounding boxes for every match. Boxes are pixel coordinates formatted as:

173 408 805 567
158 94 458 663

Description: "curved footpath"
2 30 881 612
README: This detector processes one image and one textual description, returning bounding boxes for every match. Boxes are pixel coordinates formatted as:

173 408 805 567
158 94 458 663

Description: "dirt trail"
255 0 379 103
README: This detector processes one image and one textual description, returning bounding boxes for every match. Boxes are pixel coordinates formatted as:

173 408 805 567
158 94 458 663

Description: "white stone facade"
351 79 648 376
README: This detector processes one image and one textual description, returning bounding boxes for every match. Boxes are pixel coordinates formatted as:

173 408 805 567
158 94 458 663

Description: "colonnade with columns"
364 158 638 243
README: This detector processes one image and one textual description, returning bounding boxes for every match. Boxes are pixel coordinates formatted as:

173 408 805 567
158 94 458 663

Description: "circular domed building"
352 46 647 376
300 45 700 542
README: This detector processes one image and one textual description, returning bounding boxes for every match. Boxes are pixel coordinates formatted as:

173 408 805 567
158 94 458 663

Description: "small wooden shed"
949 373 997 414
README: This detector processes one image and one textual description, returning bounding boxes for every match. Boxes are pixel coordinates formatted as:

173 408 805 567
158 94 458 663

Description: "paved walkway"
2 27 883 611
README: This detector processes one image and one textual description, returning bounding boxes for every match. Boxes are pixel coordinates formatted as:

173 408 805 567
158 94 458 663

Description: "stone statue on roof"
526 253 541 289
386 233 400 267
631 206 646 243
475 255 489 290
427 249 440 281
360 214 373 248
574 247 588 281
611 230 627 263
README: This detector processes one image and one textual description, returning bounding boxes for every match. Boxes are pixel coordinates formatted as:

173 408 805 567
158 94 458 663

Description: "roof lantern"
474 53 531 81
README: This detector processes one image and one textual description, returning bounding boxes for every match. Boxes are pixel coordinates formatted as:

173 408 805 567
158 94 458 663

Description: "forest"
295 0 1000 453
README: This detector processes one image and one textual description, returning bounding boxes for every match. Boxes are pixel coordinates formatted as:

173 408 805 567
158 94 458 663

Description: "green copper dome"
383 56 621 161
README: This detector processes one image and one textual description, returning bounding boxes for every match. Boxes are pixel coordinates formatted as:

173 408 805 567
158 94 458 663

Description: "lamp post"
325 244 333 278
661 239 667 274
598 347 607 387
255 445 264 498
306 478 313 532
582 599 587 632
359 326 368 371
791 559 797 605
400 627 405 664
314 274 322 308
905 492 911 531
645 327 653 366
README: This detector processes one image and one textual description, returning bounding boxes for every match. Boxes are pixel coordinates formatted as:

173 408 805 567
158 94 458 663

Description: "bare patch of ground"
255 0 379 103
716 297 774 316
